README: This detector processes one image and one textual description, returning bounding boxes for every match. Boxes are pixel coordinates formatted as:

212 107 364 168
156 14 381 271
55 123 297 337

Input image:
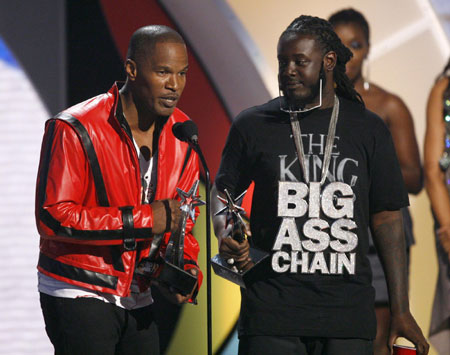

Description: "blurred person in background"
329 9 423 355
424 59 450 355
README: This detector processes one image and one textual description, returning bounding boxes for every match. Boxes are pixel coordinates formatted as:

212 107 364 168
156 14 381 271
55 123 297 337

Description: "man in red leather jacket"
35 25 201 354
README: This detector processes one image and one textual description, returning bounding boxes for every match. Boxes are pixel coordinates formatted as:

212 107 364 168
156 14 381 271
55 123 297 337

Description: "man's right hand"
388 311 430 355
151 199 181 234
219 233 252 273
213 211 251 262
211 184 252 271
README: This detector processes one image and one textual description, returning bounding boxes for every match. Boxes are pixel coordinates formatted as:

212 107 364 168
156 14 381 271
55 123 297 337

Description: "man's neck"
119 87 159 157
319 87 335 109
301 79 336 110
119 86 156 133
302 90 335 110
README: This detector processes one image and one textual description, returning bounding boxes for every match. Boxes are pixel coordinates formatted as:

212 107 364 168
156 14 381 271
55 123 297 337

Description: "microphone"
172 121 198 145
172 119 212 355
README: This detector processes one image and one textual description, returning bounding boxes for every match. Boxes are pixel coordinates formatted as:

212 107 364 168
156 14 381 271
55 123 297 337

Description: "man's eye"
295 60 307 65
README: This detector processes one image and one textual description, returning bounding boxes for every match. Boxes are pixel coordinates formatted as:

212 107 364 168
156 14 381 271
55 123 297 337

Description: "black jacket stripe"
55 112 110 207
37 120 56 207
39 252 118 290
109 245 125 272
40 208 151 240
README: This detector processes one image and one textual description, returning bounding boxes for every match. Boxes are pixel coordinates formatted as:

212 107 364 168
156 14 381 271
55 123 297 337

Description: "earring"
363 59 370 91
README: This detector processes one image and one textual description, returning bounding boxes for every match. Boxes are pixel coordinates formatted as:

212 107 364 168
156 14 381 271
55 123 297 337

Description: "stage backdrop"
0 1 448 354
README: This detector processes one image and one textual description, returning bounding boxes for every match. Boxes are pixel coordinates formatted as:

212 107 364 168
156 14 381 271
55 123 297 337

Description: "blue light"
0 36 18 68
446 138 450 148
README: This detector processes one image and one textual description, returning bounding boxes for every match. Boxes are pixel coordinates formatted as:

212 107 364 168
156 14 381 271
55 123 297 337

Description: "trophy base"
158 261 197 296
211 247 269 288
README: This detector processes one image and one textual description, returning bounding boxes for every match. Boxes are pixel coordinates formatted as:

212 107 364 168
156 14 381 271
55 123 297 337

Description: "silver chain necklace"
288 95 339 185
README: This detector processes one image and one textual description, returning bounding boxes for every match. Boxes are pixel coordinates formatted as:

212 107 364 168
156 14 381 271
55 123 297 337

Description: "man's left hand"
388 311 429 355
155 268 198 305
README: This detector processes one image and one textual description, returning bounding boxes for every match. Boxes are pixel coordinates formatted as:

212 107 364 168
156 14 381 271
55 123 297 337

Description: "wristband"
162 200 172 232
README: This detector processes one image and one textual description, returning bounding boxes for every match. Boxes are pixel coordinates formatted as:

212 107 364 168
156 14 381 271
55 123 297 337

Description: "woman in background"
424 59 450 355
329 9 423 355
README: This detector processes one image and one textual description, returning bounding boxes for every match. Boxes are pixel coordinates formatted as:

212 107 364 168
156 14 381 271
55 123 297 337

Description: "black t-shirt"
215 96 409 340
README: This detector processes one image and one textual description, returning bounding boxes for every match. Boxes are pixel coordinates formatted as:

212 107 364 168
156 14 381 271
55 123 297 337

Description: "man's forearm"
370 210 409 314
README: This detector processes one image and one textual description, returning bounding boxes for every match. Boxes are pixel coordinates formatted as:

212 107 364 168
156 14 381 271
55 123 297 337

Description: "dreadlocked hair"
283 15 364 106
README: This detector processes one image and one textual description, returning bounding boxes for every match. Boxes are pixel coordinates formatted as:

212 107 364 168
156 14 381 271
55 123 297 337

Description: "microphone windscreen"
172 122 184 140
172 120 198 142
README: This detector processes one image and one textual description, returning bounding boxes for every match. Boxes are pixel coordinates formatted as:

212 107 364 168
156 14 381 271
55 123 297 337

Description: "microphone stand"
190 141 212 355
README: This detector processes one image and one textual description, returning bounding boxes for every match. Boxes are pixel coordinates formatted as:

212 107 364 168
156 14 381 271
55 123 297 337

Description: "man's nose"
166 74 179 91
283 61 297 77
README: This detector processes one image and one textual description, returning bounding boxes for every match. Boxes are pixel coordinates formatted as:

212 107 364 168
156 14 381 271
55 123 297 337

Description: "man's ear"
125 59 137 81
323 51 337 72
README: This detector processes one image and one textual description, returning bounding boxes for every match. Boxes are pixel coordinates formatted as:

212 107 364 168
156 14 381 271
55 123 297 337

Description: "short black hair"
328 8 370 45
127 25 185 65
282 15 363 105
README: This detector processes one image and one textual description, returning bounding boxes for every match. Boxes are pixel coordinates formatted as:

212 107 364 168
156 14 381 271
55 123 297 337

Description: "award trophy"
211 189 268 288
136 180 204 296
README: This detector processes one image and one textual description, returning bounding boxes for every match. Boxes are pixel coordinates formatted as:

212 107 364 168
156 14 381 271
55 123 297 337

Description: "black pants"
40 293 159 355
239 335 373 355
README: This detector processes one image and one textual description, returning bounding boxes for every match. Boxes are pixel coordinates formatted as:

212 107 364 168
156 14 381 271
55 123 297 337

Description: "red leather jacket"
36 83 201 297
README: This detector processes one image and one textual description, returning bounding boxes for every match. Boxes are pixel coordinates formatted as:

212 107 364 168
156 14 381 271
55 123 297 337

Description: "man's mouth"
284 81 303 89
160 95 179 107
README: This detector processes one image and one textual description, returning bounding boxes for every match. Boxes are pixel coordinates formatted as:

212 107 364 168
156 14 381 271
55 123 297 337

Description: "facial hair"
286 64 327 110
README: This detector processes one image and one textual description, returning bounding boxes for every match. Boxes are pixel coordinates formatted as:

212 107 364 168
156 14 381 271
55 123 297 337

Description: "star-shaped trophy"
157 180 204 296
215 189 247 243
177 180 205 222
136 180 204 297
165 180 205 268
211 189 269 288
